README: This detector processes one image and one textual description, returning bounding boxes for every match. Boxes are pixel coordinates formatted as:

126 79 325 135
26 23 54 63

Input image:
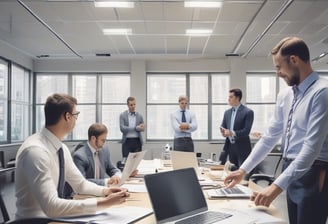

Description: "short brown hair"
88 123 108 140
178 95 188 102
229 88 242 101
271 37 310 62
127 96 135 104
44 93 77 126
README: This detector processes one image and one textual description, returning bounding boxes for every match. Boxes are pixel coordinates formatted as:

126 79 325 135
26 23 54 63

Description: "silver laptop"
170 151 201 177
118 150 147 186
206 184 253 199
144 168 234 224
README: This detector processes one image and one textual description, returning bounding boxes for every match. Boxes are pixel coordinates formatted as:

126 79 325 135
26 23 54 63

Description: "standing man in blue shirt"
119 96 145 158
171 95 198 152
224 37 328 224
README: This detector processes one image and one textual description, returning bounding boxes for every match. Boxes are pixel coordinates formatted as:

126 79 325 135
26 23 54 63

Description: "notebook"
144 168 255 224
170 151 201 177
206 184 253 199
118 150 147 186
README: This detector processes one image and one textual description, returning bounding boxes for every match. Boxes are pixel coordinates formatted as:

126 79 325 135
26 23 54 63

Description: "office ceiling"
0 0 327 62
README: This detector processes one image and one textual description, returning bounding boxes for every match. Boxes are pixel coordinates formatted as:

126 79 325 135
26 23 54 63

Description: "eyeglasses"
70 111 80 119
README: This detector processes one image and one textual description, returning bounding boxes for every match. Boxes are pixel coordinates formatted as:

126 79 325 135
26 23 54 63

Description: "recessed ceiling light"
184 1 222 8
95 1 134 8
103 28 132 35
185 29 213 36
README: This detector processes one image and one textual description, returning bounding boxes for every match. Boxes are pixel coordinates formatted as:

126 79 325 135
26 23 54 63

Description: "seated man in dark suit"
73 123 121 186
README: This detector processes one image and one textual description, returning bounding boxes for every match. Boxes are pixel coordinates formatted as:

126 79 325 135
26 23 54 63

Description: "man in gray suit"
119 96 145 158
73 123 121 186
220 88 254 170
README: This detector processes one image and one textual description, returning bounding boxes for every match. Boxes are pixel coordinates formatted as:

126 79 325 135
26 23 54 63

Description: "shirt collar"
297 71 318 96
233 104 241 111
41 127 62 151
87 141 98 153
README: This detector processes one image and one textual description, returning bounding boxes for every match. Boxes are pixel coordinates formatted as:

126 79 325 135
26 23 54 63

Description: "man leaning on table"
224 37 328 224
15 93 129 219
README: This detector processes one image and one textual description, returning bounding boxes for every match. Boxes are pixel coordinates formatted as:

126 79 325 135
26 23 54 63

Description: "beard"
286 66 300 86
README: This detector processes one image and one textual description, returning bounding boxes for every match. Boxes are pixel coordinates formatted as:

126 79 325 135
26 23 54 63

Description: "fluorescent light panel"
95 1 134 8
186 29 213 36
184 1 222 8
103 28 132 35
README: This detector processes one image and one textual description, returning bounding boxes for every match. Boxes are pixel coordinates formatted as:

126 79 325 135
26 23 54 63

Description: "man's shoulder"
72 144 88 157
241 104 254 113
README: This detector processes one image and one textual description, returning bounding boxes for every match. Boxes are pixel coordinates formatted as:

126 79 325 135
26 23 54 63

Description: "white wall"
0 40 33 69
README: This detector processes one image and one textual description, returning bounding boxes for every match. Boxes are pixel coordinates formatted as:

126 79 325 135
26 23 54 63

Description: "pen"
125 199 141 201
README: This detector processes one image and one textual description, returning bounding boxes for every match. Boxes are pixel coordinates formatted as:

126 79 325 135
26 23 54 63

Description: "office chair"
250 153 282 186
1 167 16 224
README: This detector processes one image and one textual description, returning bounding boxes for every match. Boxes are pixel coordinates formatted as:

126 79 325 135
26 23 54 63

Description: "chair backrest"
250 152 282 185
0 167 16 223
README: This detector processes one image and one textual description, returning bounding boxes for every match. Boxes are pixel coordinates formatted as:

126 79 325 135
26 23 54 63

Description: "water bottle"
162 143 171 160
165 143 170 152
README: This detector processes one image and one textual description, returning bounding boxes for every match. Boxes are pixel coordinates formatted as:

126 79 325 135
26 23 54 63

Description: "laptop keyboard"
175 211 232 224
216 186 244 195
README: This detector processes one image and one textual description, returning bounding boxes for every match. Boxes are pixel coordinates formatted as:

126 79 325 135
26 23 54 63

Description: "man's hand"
223 169 246 188
108 175 121 186
130 169 138 177
179 123 189 130
137 123 145 131
251 184 282 207
98 187 130 206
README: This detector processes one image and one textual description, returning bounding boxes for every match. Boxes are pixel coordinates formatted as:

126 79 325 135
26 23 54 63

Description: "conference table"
73 159 285 224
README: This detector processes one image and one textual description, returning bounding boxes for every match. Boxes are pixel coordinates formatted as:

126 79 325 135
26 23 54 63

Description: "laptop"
144 168 256 224
170 151 201 177
206 184 253 199
118 150 147 186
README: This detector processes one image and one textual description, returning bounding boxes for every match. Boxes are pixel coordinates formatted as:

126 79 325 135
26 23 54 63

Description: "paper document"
220 208 287 224
57 206 153 224
121 183 148 193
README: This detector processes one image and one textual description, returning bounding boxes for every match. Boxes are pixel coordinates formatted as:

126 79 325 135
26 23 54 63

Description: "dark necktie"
57 147 65 198
181 111 186 122
284 86 298 154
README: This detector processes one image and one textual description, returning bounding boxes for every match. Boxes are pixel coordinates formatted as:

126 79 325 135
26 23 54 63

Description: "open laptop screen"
144 168 207 223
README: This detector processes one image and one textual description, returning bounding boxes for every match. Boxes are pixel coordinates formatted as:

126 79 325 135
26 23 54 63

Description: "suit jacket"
72 143 120 186
119 110 144 144
221 104 254 155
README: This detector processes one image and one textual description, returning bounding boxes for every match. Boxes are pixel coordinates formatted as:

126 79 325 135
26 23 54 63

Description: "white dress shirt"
15 128 107 219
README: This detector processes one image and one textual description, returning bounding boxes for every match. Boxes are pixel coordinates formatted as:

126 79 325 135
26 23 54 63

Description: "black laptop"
144 168 233 224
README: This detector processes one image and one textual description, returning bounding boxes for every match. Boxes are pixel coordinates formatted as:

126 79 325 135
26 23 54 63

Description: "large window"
101 75 130 140
147 73 229 140
35 73 130 140
246 73 287 135
0 59 8 142
11 64 31 141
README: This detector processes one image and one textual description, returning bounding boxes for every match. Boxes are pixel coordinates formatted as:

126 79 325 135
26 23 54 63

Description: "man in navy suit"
220 88 254 170
73 123 121 186
119 96 145 158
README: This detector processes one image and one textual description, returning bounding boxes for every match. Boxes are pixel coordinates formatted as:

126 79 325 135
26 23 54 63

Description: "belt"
312 160 328 168
283 158 328 168
176 137 192 140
